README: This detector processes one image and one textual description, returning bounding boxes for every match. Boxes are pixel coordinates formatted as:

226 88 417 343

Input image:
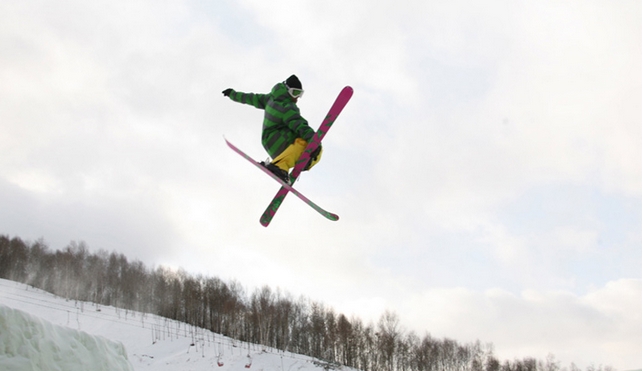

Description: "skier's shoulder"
268 87 299 114
269 83 294 103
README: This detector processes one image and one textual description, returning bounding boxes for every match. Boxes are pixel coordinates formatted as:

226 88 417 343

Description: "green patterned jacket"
227 83 314 158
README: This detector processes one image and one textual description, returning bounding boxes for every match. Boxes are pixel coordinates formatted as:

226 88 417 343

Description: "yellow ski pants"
272 138 322 171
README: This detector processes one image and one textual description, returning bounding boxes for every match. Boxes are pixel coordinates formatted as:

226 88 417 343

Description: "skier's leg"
271 138 307 171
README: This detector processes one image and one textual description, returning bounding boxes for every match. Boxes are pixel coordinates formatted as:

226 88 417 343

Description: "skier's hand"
304 145 322 171
311 144 322 162
222 88 233 97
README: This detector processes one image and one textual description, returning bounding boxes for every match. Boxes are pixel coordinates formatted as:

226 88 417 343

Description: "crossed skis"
226 86 353 227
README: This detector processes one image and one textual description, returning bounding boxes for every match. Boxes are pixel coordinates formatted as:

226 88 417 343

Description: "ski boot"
259 161 290 185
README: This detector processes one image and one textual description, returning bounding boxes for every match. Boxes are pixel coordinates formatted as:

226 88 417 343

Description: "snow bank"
0 279 347 371
0 305 134 371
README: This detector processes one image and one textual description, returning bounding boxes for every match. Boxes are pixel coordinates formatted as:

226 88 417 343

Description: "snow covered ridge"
0 279 351 371
0 305 135 371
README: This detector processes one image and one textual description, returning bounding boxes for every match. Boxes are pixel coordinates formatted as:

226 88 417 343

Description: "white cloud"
551 226 599 254
401 279 641 370
237 0 419 103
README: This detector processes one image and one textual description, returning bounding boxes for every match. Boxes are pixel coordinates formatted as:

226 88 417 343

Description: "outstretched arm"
222 88 269 110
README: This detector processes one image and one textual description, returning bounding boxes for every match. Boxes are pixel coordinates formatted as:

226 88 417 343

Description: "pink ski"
225 139 339 222
260 86 353 226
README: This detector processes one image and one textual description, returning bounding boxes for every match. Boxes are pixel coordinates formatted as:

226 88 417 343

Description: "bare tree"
377 310 401 370
0 235 613 371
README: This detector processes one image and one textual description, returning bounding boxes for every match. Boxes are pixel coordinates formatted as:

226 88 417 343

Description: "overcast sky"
1 0 640 369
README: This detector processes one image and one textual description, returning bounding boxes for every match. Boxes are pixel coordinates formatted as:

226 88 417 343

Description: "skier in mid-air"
222 75 322 184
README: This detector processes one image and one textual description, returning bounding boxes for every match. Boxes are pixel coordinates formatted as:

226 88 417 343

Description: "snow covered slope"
0 305 134 371
0 279 343 371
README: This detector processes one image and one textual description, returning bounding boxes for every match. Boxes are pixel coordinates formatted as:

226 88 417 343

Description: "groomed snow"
0 279 344 371
0 304 134 371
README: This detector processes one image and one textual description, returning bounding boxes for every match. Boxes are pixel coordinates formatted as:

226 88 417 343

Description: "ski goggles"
287 87 304 99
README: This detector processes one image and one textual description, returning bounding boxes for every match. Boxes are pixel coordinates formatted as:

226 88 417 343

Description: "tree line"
0 235 613 371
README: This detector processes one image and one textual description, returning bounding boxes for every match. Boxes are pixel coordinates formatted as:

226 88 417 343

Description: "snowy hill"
0 305 134 371
0 278 346 371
